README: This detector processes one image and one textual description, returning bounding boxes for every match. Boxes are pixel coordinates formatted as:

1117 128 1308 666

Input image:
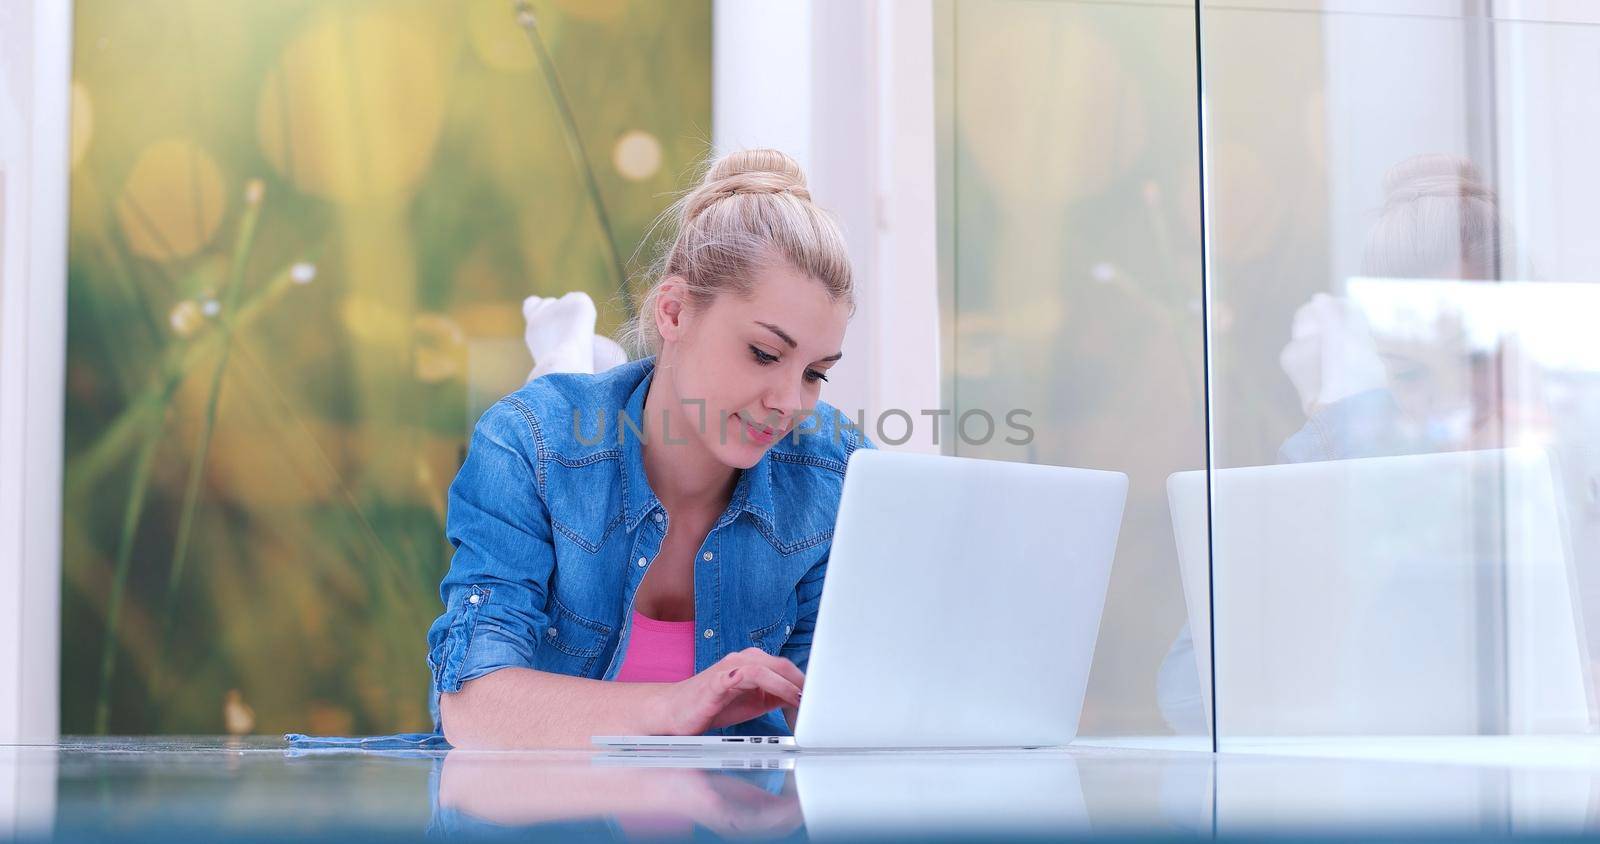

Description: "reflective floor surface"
7 736 1600 841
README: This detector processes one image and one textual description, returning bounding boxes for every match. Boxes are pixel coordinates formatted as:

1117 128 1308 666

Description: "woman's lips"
740 414 778 444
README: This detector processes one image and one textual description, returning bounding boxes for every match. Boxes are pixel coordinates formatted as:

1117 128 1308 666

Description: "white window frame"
1 0 71 748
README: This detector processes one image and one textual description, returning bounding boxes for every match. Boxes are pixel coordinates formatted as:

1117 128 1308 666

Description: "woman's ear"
654 276 689 344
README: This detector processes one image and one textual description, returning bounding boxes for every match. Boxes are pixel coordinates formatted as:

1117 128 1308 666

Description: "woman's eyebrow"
755 321 798 349
755 319 844 359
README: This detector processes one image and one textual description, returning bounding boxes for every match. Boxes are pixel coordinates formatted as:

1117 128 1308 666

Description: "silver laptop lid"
795 450 1128 748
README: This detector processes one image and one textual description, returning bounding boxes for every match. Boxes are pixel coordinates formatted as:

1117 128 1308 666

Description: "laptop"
1167 447 1594 737
595 449 1129 750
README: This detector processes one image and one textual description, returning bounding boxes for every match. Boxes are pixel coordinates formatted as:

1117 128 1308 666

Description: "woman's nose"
763 376 804 426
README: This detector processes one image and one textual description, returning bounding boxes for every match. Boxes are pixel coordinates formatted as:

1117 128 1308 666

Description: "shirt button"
785 625 792 635
637 557 647 568
704 629 715 639
702 552 713 561
546 627 558 638
653 512 663 523
467 594 480 605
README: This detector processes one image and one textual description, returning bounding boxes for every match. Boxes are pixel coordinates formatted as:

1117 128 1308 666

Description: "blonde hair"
1362 154 1508 281
620 148 855 356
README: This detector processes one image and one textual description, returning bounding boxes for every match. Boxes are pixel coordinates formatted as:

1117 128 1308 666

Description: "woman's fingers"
746 650 805 691
723 664 802 707
682 650 807 732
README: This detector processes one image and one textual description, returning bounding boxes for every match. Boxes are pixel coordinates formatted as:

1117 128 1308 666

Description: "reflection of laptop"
794 752 1088 837
596 450 1128 751
1168 448 1594 736
590 750 1093 837
593 752 795 771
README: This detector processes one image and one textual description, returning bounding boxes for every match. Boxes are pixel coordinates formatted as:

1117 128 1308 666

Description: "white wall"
713 0 942 451
713 1 814 173
1320 9 1475 288
0 0 70 749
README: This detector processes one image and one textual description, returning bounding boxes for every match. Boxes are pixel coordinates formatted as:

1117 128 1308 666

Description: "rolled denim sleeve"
426 398 556 733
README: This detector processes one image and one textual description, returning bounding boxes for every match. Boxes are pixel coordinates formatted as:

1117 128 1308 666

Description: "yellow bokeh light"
168 299 204 338
69 175 106 237
413 312 467 383
339 294 410 347
115 137 227 262
451 302 525 339
257 7 449 204
70 81 93 168
612 130 662 182
467 0 535 72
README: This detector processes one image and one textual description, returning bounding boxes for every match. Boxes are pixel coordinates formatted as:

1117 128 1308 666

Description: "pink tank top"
613 610 696 683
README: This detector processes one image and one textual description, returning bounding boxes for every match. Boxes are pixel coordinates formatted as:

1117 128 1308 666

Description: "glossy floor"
6 737 1600 840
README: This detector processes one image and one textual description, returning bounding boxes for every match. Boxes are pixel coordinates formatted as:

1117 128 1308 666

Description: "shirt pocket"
749 619 791 658
748 596 799 658
536 596 613 676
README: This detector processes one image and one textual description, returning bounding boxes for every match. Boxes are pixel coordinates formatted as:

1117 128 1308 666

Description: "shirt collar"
620 357 777 534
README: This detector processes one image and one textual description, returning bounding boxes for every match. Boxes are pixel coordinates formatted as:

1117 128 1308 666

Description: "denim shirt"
426 356 874 737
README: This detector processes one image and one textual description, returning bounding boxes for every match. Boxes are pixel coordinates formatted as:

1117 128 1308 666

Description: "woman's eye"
751 344 827 382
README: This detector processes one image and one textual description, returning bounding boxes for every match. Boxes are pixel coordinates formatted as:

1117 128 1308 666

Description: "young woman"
426 149 875 749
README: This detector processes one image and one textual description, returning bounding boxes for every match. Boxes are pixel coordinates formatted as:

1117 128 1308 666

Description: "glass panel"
63 1 710 734
1200 0 1600 744
939 0 1211 746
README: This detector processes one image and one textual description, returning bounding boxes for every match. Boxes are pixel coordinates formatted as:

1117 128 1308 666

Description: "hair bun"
1382 154 1493 207
1362 153 1509 280
683 149 811 222
704 148 807 191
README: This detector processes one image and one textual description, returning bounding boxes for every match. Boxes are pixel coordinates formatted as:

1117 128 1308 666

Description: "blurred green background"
62 0 710 735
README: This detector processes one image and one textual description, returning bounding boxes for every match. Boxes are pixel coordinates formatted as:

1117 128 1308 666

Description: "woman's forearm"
440 667 673 749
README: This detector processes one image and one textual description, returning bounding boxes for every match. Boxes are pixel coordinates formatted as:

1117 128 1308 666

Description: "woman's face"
1371 309 1479 440
656 263 851 470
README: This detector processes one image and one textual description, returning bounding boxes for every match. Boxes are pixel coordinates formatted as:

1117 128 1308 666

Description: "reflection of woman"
1157 155 1518 733
432 750 800 837
1278 154 1514 462
427 149 874 748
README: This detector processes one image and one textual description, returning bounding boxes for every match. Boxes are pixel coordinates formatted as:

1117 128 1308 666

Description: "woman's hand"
1279 293 1389 416
655 648 804 735
679 769 803 837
